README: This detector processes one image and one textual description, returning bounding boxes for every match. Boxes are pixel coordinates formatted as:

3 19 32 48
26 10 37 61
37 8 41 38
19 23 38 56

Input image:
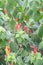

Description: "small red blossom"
27 29 31 33
5 46 10 56
16 18 19 21
15 24 19 30
33 47 37 54
7 47 10 52
30 45 37 54
24 26 27 32
4 8 7 15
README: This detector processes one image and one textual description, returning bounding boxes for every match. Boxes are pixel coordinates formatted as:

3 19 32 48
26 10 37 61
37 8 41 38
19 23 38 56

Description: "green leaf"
38 40 43 49
17 56 24 65
37 23 43 38
34 59 43 65
17 38 22 43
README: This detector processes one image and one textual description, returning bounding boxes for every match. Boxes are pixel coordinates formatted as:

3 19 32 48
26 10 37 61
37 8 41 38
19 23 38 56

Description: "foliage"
0 0 43 65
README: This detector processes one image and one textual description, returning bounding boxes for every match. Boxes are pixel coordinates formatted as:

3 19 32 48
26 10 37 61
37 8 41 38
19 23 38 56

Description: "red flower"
4 8 7 15
7 47 10 52
5 46 10 56
24 26 27 32
16 18 19 21
30 45 37 54
27 29 31 33
33 47 37 54
15 24 19 30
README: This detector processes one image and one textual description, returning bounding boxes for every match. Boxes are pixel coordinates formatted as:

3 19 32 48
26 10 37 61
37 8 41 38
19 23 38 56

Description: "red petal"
4 8 7 15
15 24 19 30
16 18 19 21
7 47 10 52
27 29 31 33
33 47 37 54
24 26 27 31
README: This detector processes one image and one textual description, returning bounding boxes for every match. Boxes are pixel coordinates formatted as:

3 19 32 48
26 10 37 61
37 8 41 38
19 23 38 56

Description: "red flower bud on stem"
27 29 31 33
7 47 10 52
30 45 37 54
33 47 37 54
5 46 10 56
16 18 19 21
24 26 27 32
15 24 19 30
4 8 7 15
